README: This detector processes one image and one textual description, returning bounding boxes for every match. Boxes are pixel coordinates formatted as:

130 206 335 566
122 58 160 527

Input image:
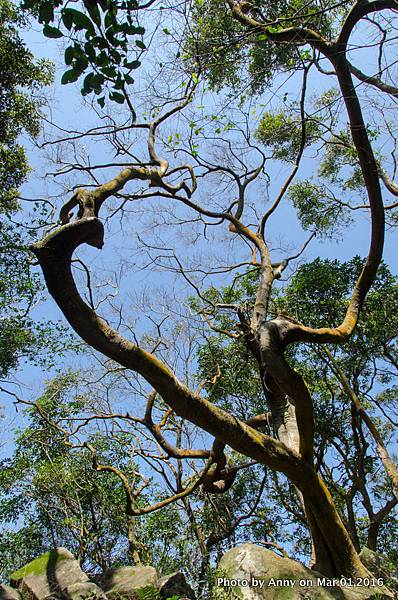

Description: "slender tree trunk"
128 517 142 566
182 497 210 599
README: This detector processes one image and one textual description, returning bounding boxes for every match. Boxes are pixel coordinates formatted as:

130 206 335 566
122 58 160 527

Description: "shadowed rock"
0 585 22 600
99 566 159 600
159 572 196 600
63 581 107 600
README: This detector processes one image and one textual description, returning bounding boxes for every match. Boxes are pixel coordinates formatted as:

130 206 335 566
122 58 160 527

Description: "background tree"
0 374 149 576
0 372 275 589
0 0 73 388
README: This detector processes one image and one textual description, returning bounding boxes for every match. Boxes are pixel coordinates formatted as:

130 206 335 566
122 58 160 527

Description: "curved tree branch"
338 0 398 49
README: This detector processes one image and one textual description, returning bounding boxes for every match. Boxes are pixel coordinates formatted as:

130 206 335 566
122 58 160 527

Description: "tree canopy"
0 0 74 384
2 0 398 594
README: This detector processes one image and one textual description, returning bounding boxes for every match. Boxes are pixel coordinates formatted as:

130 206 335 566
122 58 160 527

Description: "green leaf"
124 74 134 85
91 35 108 50
124 60 141 70
122 24 142 35
82 72 95 93
109 49 121 64
84 42 96 61
101 66 117 78
43 25 63 39
109 91 125 104
62 9 95 34
95 51 109 67
104 9 117 29
73 53 89 73
38 2 54 23
113 74 124 89
21 0 37 8
61 9 73 30
64 46 75 66
97 96 105 108
61 69 79 85
83 0 102 27
135 39 146 50
163 28 171 35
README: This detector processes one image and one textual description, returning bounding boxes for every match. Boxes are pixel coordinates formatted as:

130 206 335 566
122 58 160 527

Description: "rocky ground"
1 545 396 600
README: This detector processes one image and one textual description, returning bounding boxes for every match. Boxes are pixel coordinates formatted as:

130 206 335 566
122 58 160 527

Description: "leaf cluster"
21 0 147 109
187 0 345 94
0 0 53 211
0 222 74 377
255 110 321 161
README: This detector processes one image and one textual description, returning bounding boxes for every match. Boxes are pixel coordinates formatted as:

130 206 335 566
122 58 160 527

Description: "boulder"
215 543 394 600
9 548 89 600
0 585 22 600
159 572 196 600
100 566 159 600
359 548 397 584
62 582 107 600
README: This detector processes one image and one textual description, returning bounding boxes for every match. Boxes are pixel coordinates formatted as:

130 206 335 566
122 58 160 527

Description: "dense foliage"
0 0 74 380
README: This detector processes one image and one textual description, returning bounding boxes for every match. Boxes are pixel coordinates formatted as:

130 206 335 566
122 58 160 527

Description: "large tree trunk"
264 374 360 577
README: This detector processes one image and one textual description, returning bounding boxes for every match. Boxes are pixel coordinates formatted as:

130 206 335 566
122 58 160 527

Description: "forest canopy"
0 0 398 596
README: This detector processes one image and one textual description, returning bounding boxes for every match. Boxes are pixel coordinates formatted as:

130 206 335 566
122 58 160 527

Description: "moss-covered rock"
9 548 89 600
10 549 74 585
215 544 394 600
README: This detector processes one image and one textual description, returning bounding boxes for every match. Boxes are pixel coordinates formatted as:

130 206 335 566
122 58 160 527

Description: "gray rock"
359 548 398 595
359 548 397 580
215 543 394 600
100 566 159 600
0 585 22 600
62 582 107 600
10 548 89 600
159 572 195 600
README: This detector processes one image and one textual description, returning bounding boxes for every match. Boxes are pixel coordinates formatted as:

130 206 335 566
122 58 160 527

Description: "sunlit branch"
144 390 211 459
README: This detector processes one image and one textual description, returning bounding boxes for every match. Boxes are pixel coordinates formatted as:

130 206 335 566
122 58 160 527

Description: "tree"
0 373 274 589
0 374 147 576
0 0 72 384
195 258 398 561
18 0 398 584
0 0 52 213
3 262 397 592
